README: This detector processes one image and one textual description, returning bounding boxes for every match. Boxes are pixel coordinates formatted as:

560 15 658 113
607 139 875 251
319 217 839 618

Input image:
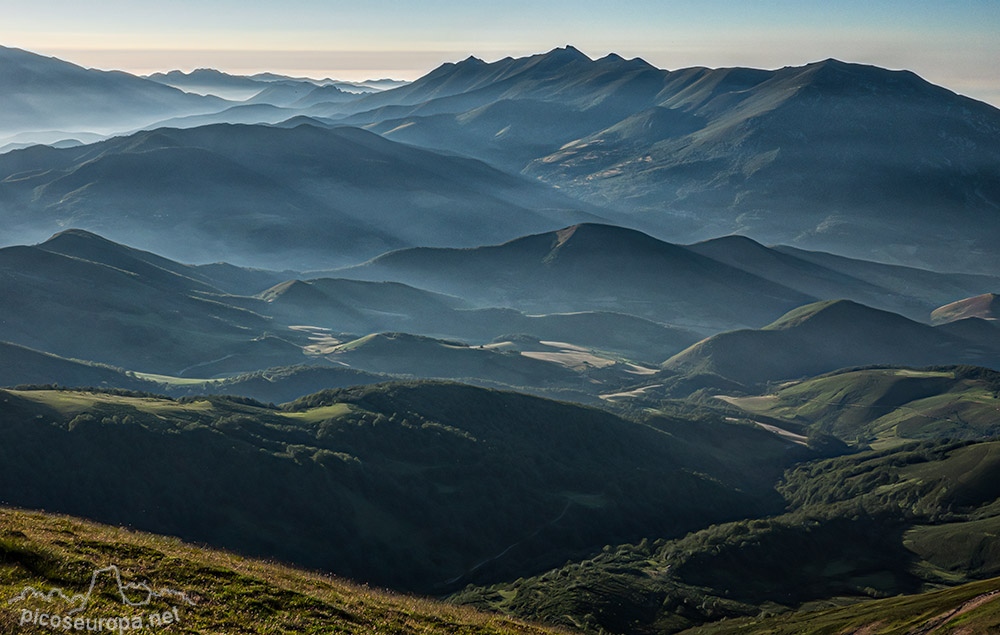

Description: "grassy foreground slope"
0 507 566 635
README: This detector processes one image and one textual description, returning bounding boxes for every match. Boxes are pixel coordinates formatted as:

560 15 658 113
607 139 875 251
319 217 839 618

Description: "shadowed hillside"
457 436 1000 633
336 223 813 331
0 236 304 374
0 123 597 269
664 300 1000 385
308 49 1000 273
0 46 228 140
0 382 797 592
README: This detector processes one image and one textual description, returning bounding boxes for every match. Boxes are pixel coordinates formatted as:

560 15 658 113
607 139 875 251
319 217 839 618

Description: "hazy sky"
2 0 997 105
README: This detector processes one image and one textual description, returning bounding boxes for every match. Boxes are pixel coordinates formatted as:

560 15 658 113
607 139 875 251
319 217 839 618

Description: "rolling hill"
448 309 700 363
664 300 1000 385
688 236 1000 322
335 223 814 331
0 123 598 269
0 230 304 374
315 332 611 395
334 224 1000 333
457 436 1000 634
164 364 391 404
0 382 796 592
716 365 1000 448
0 347 397 406
3 228 997 401
0 230 701 392
258 277 700 362
258 278 468 333
245 81 342 106
38 227 291 295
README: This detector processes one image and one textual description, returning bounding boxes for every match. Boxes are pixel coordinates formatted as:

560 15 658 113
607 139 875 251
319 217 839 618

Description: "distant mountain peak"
811 57 852 68
692 235 768 250
544 45 590 60
543 222 685 261
765 299 905 332
42 228 111 244
793 57 931 94
538 44 593 63
553 222 654 242
596 52 656 70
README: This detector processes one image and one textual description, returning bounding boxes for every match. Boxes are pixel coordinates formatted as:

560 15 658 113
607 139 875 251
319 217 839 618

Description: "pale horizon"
1 0 997 105
6 43 999 108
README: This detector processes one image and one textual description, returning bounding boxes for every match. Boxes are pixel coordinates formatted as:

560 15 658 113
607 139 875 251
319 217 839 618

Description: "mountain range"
0 123 596 268
0 45 226 139
1 227 996 398
146 67 403 100
0 228 696 394
303 47 1000 273
663 299 1000 385
333 223 1000 329
3 42 1000 635
3 45 1000 272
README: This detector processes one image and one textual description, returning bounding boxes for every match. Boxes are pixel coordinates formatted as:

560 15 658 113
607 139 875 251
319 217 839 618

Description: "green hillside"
165 364 391 404
716 365 1000 448
0 507 565 635
456 437 1000 634
0 382 796 594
